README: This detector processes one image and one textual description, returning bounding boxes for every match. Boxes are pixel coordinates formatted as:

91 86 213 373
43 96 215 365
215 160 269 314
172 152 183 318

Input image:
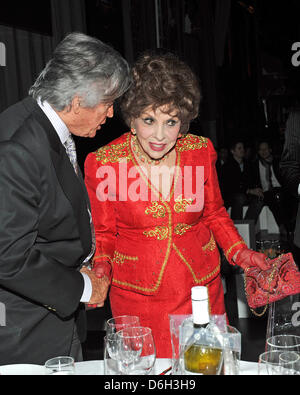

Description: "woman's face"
131 105 181 161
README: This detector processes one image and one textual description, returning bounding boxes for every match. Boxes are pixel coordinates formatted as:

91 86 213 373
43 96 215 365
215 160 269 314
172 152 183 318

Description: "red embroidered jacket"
84 132 247 295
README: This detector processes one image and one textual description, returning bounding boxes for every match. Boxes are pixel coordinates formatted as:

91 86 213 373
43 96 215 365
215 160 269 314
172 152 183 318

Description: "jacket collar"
23 97 92 257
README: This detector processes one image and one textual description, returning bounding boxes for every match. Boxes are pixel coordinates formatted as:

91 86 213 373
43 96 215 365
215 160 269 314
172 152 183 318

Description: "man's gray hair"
29 32 131 110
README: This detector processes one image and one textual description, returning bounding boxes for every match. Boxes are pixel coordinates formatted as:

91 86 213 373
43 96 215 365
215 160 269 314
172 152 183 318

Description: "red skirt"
109 249 226 358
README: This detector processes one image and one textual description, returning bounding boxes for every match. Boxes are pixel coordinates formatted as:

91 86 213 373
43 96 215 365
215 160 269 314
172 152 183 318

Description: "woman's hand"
93 262 111 279
233 248 271 271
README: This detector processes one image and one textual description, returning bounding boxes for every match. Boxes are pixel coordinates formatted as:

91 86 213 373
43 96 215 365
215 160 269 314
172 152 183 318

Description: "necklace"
131 135 170 166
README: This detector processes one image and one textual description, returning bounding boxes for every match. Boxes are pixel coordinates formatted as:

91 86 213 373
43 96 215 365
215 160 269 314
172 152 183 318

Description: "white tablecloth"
0 359 258 375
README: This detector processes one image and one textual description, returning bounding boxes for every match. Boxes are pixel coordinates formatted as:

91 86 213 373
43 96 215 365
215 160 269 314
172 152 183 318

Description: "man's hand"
247 187 264 199
80 267 110 308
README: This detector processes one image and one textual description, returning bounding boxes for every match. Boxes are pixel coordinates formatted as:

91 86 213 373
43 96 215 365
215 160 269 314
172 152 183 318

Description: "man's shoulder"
0 97 39 142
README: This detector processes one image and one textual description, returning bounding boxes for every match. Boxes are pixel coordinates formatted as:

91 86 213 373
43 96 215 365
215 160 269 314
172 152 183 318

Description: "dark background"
1 0 300 168
0 0 52 35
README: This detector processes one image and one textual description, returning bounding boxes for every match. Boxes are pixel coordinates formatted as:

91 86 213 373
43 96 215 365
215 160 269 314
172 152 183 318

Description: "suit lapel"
29 100 92 256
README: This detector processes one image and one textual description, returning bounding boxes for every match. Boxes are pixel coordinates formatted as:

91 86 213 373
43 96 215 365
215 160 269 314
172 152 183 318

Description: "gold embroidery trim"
113 203 173 292
173 243 220 284
145 202 166 218
95 135 131 164
113 251 138 266
143 226 169 241
174 223 192 236
174 195 193 213
177 135 208 152
202 232 216 252
225 240 247 260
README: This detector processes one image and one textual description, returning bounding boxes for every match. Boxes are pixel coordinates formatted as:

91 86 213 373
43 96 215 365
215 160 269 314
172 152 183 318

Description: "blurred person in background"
220 140 263 222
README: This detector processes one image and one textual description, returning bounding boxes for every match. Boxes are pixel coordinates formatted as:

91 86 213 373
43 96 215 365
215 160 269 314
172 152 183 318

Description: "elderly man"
0 32 131 364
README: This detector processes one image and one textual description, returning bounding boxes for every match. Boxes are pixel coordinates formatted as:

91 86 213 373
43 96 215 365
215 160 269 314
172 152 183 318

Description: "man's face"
231 142 245 160
69 101 114 138
258 142 271 160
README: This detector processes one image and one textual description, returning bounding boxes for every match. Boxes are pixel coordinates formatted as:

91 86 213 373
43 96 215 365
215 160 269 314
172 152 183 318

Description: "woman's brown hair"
121 52 201 133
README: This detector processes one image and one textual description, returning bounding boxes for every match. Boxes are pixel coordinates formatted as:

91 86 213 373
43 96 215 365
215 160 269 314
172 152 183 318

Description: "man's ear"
71 96 81 114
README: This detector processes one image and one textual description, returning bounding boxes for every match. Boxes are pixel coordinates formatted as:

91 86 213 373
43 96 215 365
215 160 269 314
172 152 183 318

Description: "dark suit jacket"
280 109 300 246
0 97 92 364
219 156 252 203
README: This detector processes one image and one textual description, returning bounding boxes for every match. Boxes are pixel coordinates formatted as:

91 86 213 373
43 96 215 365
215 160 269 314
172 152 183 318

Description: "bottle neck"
193 322 209 329
192 297 210 327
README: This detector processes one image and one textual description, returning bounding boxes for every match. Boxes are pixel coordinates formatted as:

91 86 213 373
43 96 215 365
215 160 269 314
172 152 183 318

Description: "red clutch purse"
244 253 300 316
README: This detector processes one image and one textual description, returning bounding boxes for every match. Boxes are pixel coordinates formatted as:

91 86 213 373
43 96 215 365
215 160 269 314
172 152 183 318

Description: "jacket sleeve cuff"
224 241 248 264
80 272 93 303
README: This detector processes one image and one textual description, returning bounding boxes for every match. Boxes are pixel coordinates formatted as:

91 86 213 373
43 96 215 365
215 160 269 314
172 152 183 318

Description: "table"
0 359 258 375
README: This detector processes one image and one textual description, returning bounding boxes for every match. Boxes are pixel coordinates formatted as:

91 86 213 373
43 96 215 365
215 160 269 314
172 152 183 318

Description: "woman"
84 52 269 358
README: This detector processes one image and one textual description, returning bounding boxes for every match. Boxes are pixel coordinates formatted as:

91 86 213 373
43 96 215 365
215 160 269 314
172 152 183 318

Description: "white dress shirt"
259 161 281 192
37 99 92 303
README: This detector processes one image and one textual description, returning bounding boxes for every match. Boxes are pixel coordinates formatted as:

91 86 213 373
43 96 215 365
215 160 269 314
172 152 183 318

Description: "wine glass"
104 334 121 375
266 334 300 353
104 315 140 374
271 240 284 257
255 240 264 253
117 326 156 375
266 294 300 340
258 351 282 375
262 240 272 258
106 315 140 336
44 356 75 375
258 350 300 375
279 351 300 375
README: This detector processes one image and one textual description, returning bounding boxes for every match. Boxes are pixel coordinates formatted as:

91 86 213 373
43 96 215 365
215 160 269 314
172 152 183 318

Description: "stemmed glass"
116 326 156 375
106 315 140 336
104 315 140 375
104 334 121 375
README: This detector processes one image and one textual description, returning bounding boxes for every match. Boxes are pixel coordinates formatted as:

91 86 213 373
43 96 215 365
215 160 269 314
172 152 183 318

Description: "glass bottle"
183 286 223 375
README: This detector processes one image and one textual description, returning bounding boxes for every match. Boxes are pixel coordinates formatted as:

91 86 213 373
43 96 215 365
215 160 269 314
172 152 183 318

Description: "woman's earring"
131 128 136 135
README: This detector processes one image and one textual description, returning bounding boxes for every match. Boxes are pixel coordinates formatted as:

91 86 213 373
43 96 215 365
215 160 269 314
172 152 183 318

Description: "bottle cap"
191 286 208 301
